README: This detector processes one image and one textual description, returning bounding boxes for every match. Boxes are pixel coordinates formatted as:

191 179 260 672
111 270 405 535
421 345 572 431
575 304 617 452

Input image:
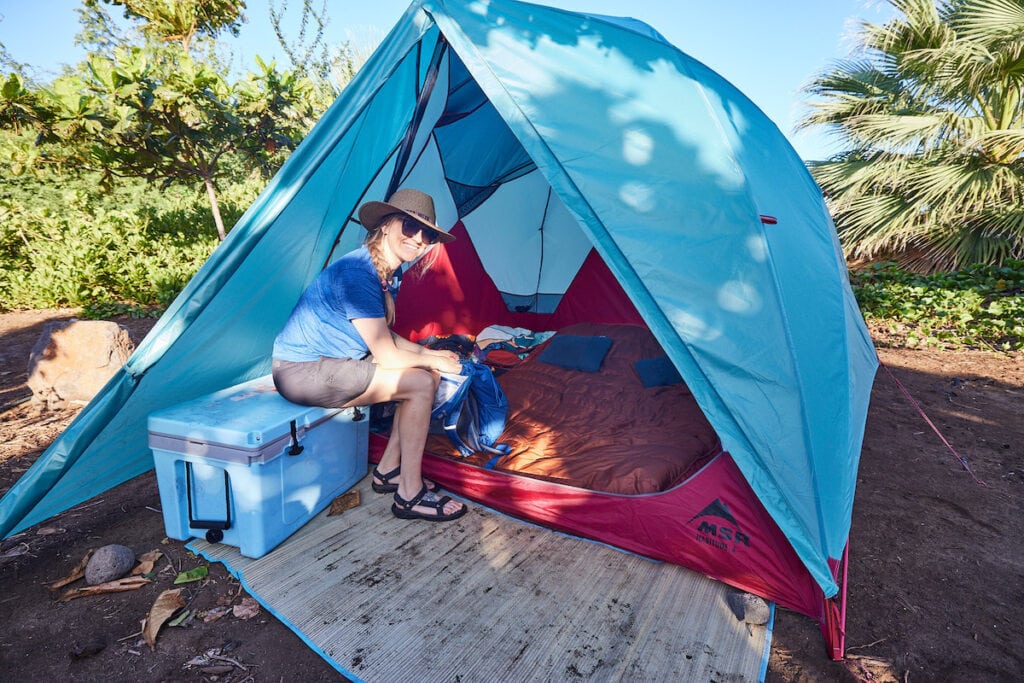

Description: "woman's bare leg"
347 367 462 516
375 403 403 473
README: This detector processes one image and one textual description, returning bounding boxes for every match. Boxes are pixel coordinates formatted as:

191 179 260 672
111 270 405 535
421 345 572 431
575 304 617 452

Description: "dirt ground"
0 309 1021 682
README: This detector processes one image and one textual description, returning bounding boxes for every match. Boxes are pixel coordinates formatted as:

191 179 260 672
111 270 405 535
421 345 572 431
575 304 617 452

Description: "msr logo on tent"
688 499 751 553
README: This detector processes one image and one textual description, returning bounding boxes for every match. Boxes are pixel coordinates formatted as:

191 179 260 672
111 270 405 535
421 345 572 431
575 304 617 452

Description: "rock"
725 591 771 625
27 319 135 408
85 544 136 585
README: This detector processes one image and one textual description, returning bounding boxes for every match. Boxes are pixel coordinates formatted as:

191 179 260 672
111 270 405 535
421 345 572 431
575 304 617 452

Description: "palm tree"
800 0 1024 272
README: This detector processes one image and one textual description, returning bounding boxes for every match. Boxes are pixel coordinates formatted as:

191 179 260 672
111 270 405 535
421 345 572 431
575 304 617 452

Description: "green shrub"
0 174 234 313
850 261 1024 351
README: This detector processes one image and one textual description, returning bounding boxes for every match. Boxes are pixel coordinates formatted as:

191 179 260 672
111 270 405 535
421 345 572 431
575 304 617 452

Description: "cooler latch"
287 419 304 455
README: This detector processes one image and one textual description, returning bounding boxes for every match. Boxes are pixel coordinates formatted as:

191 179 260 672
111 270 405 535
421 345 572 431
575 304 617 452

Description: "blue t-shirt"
273 246 393 362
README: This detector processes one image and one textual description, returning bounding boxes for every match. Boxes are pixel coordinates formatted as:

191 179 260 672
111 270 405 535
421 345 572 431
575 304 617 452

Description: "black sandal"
371 465 439 494
392 484 467 522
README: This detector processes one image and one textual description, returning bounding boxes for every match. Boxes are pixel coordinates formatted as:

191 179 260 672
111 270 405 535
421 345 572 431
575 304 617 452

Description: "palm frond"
953 0 1024 43
915 215 1024 268
841 113 950 153
972 206 1024 253
868 0 950 55
799 0 1024 271
976 128 1024 161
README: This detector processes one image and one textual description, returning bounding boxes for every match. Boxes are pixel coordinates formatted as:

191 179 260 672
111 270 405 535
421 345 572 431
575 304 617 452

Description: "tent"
0 0 877 659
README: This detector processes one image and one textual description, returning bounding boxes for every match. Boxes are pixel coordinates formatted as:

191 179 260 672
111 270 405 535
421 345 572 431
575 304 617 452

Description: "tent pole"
838 541 850 658
386 34 449 198
323 33 449 269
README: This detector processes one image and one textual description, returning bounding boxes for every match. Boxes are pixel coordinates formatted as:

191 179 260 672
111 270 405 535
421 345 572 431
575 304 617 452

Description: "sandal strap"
420 491 453 510
373 464 401 484
412 490 454 513
393 483 429 510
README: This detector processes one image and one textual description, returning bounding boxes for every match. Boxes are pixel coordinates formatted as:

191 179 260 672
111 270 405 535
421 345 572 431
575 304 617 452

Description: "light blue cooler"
148 375 368 558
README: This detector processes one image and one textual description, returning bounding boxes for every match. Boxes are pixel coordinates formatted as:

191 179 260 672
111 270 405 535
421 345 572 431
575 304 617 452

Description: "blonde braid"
365 220 396 325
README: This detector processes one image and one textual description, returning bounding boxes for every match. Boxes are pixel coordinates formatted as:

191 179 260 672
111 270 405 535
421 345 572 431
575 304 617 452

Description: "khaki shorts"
272 357 376 408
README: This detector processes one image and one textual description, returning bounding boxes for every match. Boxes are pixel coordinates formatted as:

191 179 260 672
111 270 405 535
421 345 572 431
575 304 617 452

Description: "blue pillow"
635 355 683 387
537 335 612 373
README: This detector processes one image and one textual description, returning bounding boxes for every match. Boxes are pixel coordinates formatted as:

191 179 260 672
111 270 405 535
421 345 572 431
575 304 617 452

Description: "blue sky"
0 0 895 161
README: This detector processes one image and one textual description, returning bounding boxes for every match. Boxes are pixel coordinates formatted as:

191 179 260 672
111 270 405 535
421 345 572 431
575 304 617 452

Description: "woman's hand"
364 326 463 373
426 348 460 361
431 352 463 374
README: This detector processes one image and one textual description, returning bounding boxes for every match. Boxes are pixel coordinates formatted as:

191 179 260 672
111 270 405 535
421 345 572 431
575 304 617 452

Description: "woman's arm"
353 317 461 373
390 331 458 359
390 332 428 354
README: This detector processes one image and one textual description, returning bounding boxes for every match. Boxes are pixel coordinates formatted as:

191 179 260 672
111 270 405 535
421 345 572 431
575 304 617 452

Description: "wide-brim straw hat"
357 188 455 243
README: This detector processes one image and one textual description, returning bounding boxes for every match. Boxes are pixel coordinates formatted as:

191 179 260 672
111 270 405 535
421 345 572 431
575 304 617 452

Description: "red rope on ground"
880 361 986 486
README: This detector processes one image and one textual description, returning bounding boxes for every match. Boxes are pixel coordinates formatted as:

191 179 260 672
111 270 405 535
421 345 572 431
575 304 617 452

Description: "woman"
272 188 467 522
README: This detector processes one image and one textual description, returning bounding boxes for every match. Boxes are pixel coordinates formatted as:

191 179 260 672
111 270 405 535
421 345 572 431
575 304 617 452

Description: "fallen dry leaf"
202 606 231 623
59 575 151 602
328 489 360 516
36 526 66 536
232 597 260 620
47 549 94 591
143 588 186 651
131 550 163 576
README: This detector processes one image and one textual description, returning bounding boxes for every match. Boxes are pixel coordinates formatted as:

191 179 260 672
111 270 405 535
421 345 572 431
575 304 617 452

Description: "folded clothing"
474 325 555 367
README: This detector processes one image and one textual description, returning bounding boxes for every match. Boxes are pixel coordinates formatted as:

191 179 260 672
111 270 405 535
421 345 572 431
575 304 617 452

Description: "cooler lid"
147 375 340 450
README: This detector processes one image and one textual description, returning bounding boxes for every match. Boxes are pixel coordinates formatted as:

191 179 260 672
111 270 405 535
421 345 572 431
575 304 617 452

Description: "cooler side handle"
185 463 231 543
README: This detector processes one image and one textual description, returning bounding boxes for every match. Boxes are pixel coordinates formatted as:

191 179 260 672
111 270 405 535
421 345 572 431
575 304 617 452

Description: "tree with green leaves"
39 45 316 239
0 73 38 134
0 40 26 78
6 0 320 240
800 0 1024 272
1 74 44 176
269 0 330 77
267 0 379 102
100 0 245 51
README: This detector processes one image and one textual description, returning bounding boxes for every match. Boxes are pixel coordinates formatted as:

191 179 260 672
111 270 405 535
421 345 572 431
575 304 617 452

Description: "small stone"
84 544 136 585
725 591 771 625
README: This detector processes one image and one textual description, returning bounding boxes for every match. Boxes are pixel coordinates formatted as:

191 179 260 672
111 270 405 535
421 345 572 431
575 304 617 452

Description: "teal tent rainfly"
0 0 877 659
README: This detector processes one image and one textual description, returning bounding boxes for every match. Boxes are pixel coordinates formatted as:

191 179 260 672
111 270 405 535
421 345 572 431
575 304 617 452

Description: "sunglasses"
398 216 442 245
